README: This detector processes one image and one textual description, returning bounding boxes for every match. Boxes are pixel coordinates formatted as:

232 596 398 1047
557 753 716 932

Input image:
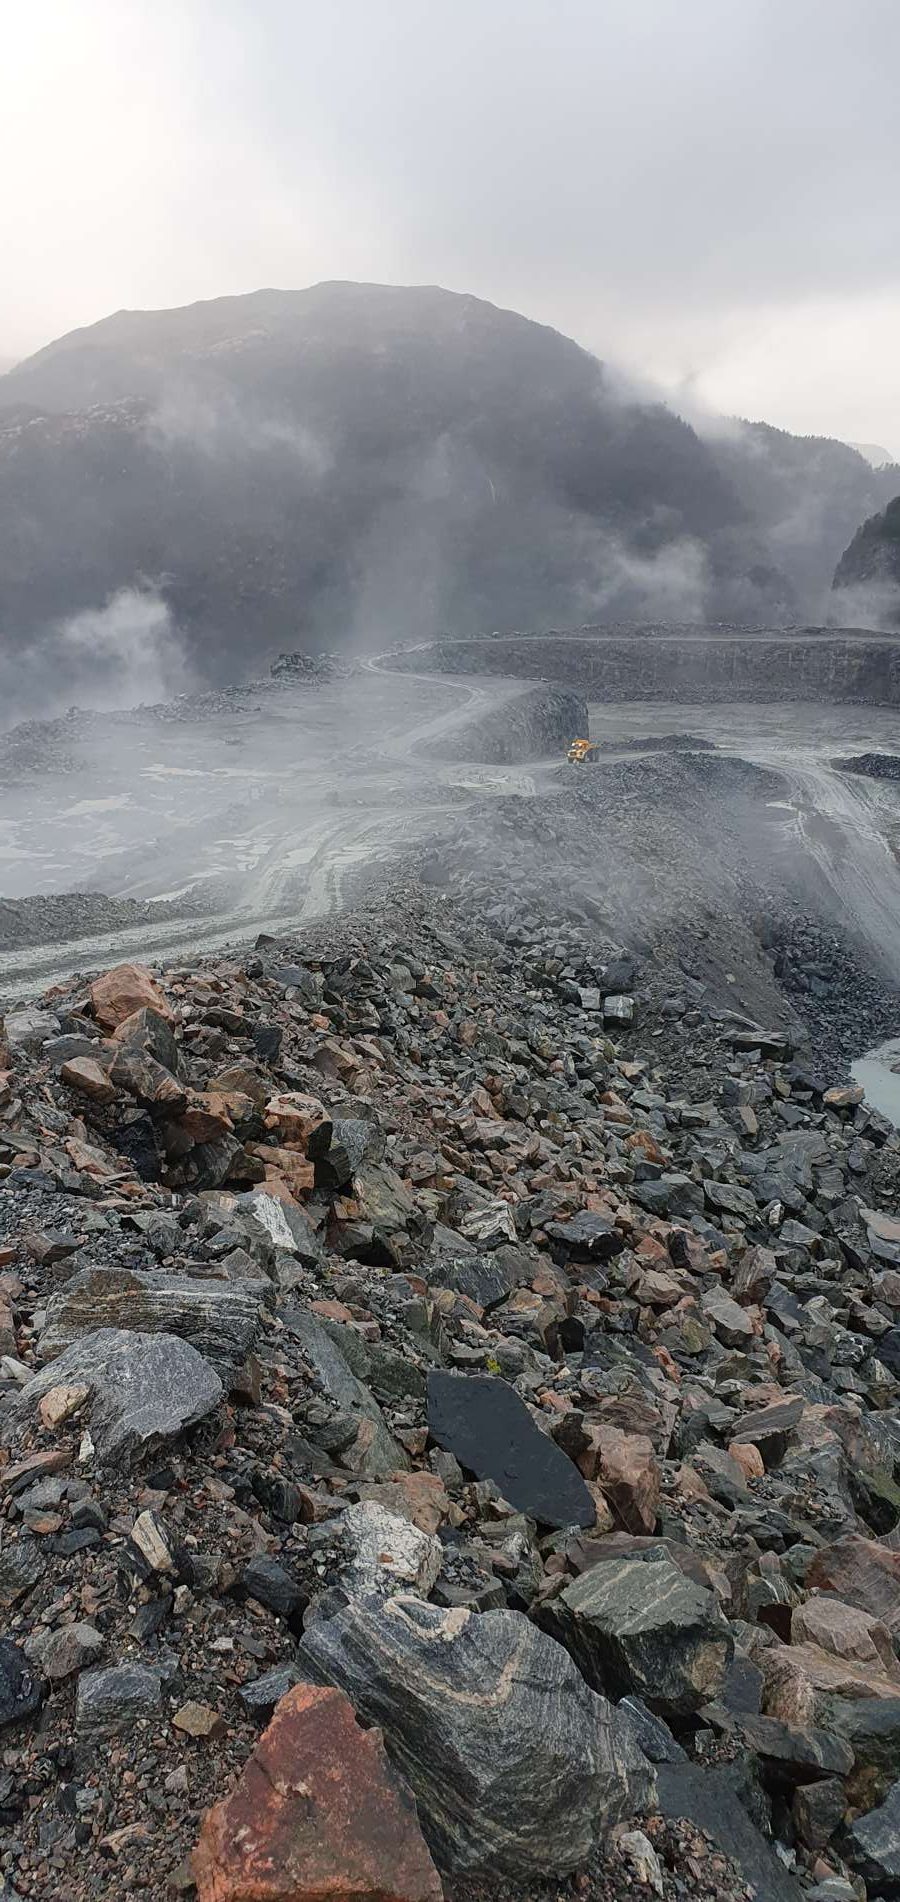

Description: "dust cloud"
0 586 194 732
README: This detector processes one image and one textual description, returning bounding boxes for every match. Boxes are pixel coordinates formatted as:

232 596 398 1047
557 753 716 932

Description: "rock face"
541 1557 733 1716
297 1593 654 1875
38 1267 265 1371
193 1683 444 1902
13 1329 222 1465
426 1371 595 1529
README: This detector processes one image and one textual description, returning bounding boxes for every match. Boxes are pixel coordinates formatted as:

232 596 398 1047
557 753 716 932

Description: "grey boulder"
14 1328 222 1467
847 1777 900 1895
298 1592 654 1875
75 1663 163 1741
38 1265 266 1371
540 1556 732 1717
0 1638 46 1730
284 1308 409 1477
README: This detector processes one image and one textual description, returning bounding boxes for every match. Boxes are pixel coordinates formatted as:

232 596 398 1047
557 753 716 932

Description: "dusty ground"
2 661 900 1088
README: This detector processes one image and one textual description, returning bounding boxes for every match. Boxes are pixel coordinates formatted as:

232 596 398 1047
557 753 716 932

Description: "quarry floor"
1 667 900 1093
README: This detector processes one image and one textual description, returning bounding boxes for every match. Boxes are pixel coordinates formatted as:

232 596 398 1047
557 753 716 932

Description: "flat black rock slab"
656 1762 803 1902
426 1370 595 1529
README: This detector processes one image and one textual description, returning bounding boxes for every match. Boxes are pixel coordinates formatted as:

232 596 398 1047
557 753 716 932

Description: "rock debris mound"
0 886 898 1900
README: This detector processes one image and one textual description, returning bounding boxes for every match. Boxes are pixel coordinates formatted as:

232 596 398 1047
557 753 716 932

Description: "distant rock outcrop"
833 493 900 624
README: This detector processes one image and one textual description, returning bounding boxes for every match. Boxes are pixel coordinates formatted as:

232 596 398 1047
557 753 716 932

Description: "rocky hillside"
2 881 900 1899
2 283 898 710
833 494 900 623
711 420 900 614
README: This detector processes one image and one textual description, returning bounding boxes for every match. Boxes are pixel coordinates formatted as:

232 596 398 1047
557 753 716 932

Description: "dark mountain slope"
705 419 900 609
0 284 790 691
832 492 900 624
4 282 896 698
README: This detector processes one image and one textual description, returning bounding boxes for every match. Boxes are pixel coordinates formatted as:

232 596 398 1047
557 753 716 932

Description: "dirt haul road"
3 651 900 1002
0 663 555 998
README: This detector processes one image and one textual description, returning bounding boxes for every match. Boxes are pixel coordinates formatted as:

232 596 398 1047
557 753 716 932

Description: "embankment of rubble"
421 683 588 762
389 625 900 706
2 889 900 1900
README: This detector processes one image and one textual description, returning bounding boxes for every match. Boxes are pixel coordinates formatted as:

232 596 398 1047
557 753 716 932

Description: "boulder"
541 1556 732 1716
75 1663 163 1740
430 1254 517 1311
426 1371 595 1529
709 1711 853 1784
298 1593 654 1875
591 1426 661 1536
286 1309 409 1478
328 1502 442 1600
456 1200 518 1250
730 1397 803 1469
544 1212 625 1265
26 1621 104 1681
358 1474 450 1538
632 1174 703 1220
0 1638 46 1729
263 1092 332 1155
4 1008 59 1051
656 1762 803 1902
792 1595 900 1679
38 1266 265 1371
14 1329 222 1467
847 1777 900 1895
238 1556 306 1624
109 1044 187 1115
0 1533 45 1606
239 1190 323 1267
836 1698 900 1810
59 1057 116 1103
761 1640 900 1727
193 1684 443 1902
90 964 174 1032
806 1536 900 1635
113 1004 181 1071
316 1116 383 1187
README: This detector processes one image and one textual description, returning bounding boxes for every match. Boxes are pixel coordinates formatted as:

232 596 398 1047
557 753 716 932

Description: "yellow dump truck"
566 738 600 764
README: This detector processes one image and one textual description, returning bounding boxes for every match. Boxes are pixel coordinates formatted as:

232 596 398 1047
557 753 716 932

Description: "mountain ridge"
1 282 898 711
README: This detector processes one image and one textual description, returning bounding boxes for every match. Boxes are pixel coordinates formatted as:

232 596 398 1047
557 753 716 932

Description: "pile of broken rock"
0 889 899 1901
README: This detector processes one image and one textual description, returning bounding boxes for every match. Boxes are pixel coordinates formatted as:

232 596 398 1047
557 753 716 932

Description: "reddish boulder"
792 1596 900 1679
806 1537 900 1636
60 1056 116 1103
192 1683 443 1902
91 964 174 1032
593 1426 661 1536
264 1092 333 1155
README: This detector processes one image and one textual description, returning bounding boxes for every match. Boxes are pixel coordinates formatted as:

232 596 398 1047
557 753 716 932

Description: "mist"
0 586 194 733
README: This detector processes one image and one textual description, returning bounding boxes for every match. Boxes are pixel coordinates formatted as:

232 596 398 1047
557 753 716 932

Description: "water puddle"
852 1035 900 1126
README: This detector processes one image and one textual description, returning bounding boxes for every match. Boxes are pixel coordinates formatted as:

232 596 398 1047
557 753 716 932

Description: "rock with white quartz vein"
38 1266 267 1370
297 1592 655 1875
328 1501 442 1599
540 1556 733 1717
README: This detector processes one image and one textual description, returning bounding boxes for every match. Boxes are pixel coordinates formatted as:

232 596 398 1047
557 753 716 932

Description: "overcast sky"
3 0 899 451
